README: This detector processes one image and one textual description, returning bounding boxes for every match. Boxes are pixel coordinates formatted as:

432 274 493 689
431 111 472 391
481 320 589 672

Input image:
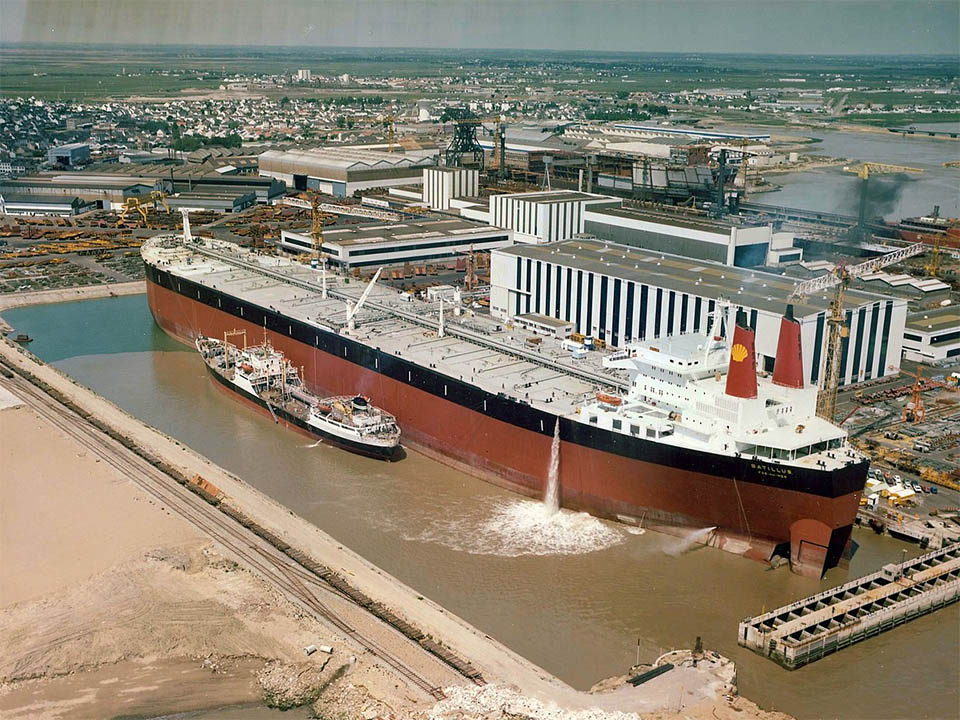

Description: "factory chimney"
725 309 758 399
772 304 804 389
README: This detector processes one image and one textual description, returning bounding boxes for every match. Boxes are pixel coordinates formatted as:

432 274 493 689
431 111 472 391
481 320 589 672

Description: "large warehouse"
490 238 907 386
280 218 511 269
583 205 800 267
258 147 436 197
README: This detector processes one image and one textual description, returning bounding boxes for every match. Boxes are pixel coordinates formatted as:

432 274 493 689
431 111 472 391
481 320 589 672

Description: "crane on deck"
344 267 383 330
844 162 923 240
788 241 928 422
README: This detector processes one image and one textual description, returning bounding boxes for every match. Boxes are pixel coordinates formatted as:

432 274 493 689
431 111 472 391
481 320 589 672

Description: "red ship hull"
898 228 960 248
146 274 863 577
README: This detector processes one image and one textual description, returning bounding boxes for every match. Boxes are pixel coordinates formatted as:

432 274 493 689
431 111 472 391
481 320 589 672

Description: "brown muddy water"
5 296 957 720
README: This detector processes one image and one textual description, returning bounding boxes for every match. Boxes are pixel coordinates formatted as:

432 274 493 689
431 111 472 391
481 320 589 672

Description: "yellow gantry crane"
116 190 170 229
844 162 923 240
117 197 148 227
789 242 928 422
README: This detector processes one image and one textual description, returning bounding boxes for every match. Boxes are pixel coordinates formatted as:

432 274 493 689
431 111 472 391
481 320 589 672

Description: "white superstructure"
575 306 860 473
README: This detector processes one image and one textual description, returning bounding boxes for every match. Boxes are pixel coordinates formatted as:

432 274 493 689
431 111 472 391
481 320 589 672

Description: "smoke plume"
845 172 913 221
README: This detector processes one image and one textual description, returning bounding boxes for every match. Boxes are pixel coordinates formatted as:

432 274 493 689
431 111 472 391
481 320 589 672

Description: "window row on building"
491 253 906 386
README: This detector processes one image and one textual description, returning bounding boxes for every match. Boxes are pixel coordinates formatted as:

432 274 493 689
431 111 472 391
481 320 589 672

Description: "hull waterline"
146 268 865 577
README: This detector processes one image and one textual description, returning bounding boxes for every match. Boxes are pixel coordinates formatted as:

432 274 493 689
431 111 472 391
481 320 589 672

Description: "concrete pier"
738 543 960 669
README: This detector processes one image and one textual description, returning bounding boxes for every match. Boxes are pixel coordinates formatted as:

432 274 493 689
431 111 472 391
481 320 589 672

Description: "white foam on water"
407 498 623 557
478 500 624 556
662 526 717 556
301 439 323 448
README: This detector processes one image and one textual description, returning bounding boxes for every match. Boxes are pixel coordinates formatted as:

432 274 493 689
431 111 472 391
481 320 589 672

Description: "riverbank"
0 289 791 719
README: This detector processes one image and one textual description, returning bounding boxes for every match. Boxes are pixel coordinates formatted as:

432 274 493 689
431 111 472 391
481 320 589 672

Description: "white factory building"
583 205 801 267
422 167 479 210
490 238 907 386
259 147 437 198
901 307 960 365
280 218 511 269
488 190 621 244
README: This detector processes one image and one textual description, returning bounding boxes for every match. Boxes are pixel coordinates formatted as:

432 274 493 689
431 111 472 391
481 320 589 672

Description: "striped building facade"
490 246 907 386
489 191 620 244
422 167 479 210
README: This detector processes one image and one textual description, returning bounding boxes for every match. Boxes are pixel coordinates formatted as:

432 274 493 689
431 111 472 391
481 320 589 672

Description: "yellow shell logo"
731 343 748 363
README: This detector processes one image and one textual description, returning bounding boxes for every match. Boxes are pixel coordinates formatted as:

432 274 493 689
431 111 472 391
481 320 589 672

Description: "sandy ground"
0 399 386 719
0 287 792 719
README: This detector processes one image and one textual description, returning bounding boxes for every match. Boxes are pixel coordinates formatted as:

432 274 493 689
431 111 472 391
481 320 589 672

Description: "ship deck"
146 237 628 421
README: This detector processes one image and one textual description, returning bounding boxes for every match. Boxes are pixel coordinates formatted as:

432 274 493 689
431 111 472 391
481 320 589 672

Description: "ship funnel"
772 304 804 389
725 309 758 399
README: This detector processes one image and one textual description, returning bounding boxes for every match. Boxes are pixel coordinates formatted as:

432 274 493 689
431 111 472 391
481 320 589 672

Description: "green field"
1 45 956 107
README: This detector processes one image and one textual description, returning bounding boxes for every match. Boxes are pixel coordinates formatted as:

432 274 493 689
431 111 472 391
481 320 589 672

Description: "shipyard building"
901 307 960 364
258 147 436 197
490 238 907 386
280 218 510 269
488 190 621 244
583 205 800 267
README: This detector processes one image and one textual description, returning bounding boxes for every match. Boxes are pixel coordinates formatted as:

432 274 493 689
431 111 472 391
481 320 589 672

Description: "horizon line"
1 42 957 59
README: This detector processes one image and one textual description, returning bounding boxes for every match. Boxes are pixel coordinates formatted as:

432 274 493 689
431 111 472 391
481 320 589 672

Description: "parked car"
913 482 923 493
931 486 939 494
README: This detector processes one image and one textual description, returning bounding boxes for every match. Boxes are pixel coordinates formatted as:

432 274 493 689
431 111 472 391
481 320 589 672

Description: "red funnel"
725 310 758 399
773 304 804 389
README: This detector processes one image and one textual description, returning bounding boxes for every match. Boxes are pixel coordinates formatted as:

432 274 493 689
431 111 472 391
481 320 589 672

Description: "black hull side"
151 263 865 498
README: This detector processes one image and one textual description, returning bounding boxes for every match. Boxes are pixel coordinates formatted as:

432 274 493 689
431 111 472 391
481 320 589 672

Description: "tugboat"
13 334 32 344
196 332 401 460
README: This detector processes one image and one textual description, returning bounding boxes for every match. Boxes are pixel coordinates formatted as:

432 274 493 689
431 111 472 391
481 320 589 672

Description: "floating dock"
738 543 960 669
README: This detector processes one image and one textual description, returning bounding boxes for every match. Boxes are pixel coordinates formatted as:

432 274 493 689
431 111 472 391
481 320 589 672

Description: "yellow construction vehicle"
789 242 928 421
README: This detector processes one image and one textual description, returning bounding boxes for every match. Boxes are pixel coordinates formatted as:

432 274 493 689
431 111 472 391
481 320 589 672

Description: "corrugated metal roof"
498 238 894 318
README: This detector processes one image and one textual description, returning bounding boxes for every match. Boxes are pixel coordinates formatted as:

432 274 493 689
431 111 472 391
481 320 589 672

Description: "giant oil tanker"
142 230 867 577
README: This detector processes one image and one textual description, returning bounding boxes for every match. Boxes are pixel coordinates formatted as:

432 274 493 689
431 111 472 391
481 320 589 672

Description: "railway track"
0 366 455 701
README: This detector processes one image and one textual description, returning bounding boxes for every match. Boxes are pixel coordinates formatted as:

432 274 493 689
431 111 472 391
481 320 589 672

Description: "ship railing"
189 242 629 392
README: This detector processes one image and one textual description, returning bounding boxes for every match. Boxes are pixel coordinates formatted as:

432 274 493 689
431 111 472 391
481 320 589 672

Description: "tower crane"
902 368 926 423
788 241 927 422
844 162 923 240
925 235 944 278
280 193 335 266
380 113 397 152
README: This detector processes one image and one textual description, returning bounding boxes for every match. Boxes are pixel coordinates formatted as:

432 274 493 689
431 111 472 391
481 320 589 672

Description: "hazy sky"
2 0 958 55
